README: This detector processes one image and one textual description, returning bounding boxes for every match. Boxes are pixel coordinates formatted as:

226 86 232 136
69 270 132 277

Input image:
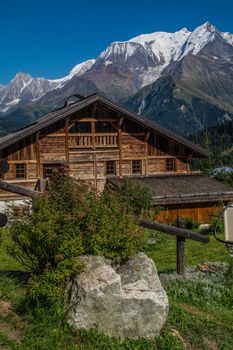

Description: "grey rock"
67 253 168 339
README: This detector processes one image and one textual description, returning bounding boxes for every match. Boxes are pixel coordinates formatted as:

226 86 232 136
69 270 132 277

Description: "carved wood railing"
68 134 92 148
68 133 118 148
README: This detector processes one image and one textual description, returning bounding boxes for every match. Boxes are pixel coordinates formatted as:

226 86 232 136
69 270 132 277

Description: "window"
166 158 175 172
44 166 55 179
132 160 142 174
15 164 26 179
43 164 63 179
105 161 116 175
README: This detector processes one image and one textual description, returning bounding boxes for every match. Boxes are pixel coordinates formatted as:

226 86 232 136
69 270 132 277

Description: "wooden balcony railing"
68 133 118 148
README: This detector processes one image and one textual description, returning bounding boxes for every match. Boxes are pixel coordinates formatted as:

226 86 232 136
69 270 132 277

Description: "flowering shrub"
8 171 144 302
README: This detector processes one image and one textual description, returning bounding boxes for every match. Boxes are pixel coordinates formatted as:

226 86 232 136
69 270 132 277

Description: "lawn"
0 227 233 349
0 228 22 271
1 227 230 273
145 229 230 272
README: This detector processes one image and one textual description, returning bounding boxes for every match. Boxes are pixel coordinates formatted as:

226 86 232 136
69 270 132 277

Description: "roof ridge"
0 93 208 158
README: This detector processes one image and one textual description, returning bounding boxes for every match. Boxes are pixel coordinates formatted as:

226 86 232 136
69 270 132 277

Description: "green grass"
1 226 229 274
1 227 233 349
0 228 23 271
0 278 182 350
145 229 230 272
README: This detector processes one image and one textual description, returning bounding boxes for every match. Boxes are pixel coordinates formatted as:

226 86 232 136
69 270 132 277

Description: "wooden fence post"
139 218 209 275
176 217 186 275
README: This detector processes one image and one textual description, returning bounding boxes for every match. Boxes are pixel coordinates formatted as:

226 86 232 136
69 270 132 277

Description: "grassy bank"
145 229 230 272
1 228 233 349
0 229 22 271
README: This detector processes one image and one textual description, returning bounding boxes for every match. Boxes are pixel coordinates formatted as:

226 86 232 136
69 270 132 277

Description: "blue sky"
0 0 232 84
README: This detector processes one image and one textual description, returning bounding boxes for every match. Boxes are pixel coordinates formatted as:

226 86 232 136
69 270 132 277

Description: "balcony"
68 133 118 148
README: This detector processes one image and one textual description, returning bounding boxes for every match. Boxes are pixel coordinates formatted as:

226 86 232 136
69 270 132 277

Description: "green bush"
214 171 233 187
111 178 160 219
8 171 144 302
208 213 224 236
185 217 199 230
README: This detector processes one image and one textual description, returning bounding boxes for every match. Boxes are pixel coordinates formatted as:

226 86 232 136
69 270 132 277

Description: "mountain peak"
69 59 95 77
201 21 217 31
177 22 220 60
13 72 32 83
179 27 190 34
0 22 232 118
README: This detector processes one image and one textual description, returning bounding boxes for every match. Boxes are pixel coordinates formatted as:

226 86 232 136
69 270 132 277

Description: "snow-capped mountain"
82 27 191 98
123 23 233 135
51 59 96 87
69 59 95 77
82 22 233 99
1 22 233 137
0 59 95 113
1 22 232 110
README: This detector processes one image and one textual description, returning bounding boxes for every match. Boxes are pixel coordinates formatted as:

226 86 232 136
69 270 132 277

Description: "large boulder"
67 253 168 339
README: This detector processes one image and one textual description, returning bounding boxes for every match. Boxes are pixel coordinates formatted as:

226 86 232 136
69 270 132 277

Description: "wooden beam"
144 132 150 176
176 217 186 275
68 122 75 130
91 108 97 190
36 132 41 178
47 133 66 137
177 236 185 274
92 102 97 117
119 116 124 127
0 180 43 198
65 117 69 168
145 131 151 141
139 219 210 243
118 116 123 177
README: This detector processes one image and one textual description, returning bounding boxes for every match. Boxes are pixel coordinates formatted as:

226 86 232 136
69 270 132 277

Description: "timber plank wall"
0 103 191 199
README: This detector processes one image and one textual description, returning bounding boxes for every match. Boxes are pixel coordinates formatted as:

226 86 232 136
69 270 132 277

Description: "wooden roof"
109 174 233 205
0 93 209 158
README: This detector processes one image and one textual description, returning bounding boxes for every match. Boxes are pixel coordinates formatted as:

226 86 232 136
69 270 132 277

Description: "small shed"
108 174 233 223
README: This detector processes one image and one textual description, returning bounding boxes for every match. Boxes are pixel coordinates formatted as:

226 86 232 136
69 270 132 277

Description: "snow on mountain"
0 59 95 112
91 22 233 92
178 22 219 59
129 27 191 62
95 28 191 88
51 59 95 87
0 22 232 113
98 22 230 72
69 59 95 77
0 73 32 104
0 72 59 112
221 31 233 45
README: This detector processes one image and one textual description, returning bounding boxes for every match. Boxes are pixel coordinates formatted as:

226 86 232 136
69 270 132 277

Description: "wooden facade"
1 93 225 224
0 94 208 199
156 202 223 223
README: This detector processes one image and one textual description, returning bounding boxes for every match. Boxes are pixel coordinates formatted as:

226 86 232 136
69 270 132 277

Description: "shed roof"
0 93 209 158
108 174 233 205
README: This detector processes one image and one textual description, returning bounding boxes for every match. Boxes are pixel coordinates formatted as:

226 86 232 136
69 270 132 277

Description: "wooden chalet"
0 93 232 222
